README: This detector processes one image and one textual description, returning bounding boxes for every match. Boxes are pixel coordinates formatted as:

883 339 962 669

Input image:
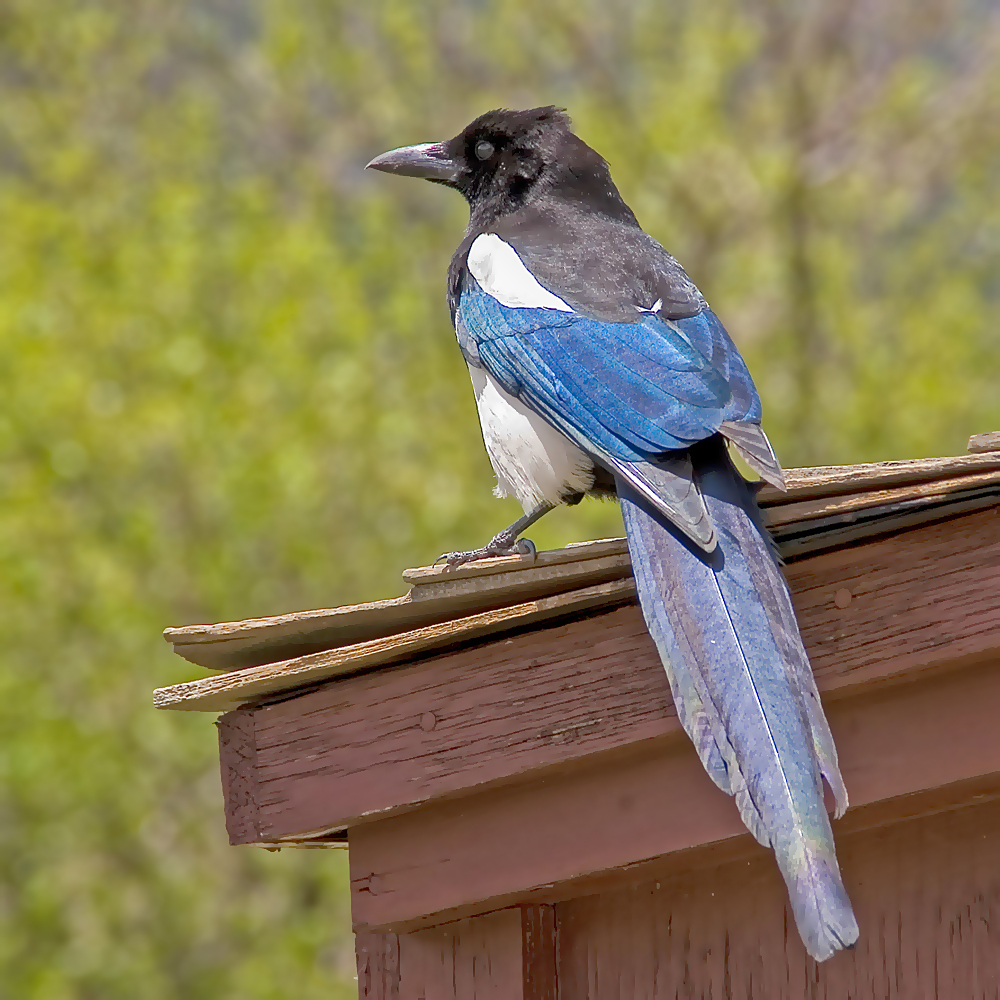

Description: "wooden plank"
555 797 1000 998
773 488 1000 561
355 933 399 1000
520 905 557 1000
781 505 1000 693
399 537 627 587
757 451 1000 505
394 909 523 1000
358 907 553 1000
217 707 260 845
347 659 1000 932
215 507 1000 844
249 603 673 842
763 467 1000 527
969 430 1000 454
166 540 630 671
154 578 635 712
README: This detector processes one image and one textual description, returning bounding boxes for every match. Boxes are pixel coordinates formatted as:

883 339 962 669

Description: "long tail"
617 441 858 961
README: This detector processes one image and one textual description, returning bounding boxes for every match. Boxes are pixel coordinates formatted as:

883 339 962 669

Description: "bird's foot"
435 533 537 567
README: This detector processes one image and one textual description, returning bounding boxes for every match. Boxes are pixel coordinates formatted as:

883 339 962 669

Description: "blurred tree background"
1 0 999 996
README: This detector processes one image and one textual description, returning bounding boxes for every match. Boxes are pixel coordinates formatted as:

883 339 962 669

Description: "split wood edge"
969 431 1000 454
154 578 637 712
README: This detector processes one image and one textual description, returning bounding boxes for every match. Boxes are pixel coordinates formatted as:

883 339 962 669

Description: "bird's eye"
475 140 495 161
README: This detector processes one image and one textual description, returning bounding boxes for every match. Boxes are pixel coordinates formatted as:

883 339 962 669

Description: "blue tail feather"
618 442 858 961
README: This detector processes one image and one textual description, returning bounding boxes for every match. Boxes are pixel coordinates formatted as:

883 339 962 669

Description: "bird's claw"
514 537 537 560
433 536 537 568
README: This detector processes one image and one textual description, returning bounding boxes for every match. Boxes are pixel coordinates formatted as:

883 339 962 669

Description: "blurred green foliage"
1 0 999 996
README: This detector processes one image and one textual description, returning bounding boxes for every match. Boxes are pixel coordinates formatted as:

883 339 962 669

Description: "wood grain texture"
254 604 674 842
969 431 1000 454
356 907 557 1000
757 451 1000 504
773 489 1000 561
782 505 1000 693
217 708 260 845
222 507 1000 846
522 905 558 1000
355 933 399 1000
347 660 1000 931
555 797 1000 999
395 908 523 1000
764 467 1000 526
167 540 630 671
155 579 635 712
400 538 627 587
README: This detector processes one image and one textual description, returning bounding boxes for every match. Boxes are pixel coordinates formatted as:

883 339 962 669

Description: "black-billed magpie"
368 106 858 961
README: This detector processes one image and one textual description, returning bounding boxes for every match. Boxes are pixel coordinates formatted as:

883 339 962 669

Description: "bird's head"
367 106 632 227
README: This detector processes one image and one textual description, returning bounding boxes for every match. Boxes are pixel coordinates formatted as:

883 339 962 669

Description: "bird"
367 106 858 961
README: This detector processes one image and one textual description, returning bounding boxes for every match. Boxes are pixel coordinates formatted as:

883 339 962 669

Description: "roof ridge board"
776 489 1000 561
157 478 998 713
154 578 638 713
405 552 630 602
168 551 632 670
401 536 628 585
759 453 1000 506
165 538 630 647
165 455 990 640
775 483 1000 541
764 467 1000 528
163 593 414 644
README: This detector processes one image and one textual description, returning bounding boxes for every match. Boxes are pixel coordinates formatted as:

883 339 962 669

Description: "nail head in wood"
834 588 853 609
419 712 437 732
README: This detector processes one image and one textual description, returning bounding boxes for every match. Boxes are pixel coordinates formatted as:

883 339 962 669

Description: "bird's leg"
437 502 556 567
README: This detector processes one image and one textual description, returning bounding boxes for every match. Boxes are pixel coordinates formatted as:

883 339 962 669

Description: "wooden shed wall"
557 797 1000 999
356 796 1000 998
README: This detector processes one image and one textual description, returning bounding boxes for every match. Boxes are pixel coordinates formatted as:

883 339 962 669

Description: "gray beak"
365 142 462 183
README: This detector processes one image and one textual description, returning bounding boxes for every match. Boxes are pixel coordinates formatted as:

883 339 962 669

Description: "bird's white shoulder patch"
467 233 573 312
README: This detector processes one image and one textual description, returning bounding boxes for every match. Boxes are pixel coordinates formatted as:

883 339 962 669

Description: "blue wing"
458 284 761 467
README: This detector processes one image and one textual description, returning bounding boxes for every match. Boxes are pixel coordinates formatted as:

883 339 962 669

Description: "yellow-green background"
2 1 999 996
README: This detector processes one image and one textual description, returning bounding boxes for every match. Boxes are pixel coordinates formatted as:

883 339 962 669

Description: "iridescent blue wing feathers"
460 286 760 462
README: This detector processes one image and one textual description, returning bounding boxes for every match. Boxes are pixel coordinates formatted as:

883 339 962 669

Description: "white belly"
467 364 596 512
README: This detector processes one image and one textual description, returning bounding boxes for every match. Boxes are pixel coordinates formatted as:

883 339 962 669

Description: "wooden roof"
154 451 1000 714
214 480 1000 860
168 441 1000 984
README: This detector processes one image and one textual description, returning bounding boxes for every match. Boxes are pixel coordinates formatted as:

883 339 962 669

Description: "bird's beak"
365 142 461 183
